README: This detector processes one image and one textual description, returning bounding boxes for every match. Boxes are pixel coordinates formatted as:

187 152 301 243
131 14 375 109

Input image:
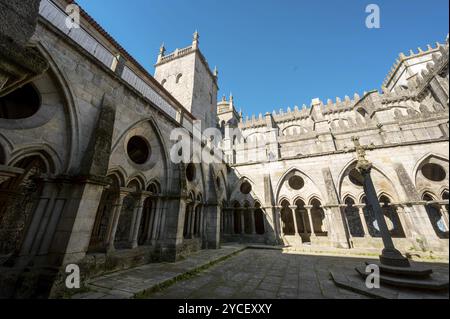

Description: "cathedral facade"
0 0 448 298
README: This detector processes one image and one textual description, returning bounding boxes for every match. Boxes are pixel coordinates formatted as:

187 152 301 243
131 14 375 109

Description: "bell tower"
154 32 219 130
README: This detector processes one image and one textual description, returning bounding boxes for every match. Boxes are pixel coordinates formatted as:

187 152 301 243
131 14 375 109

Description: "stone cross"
352 136 410 267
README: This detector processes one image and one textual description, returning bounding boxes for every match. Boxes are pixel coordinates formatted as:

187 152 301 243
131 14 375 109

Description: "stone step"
356 266 449 291
364 261 433 278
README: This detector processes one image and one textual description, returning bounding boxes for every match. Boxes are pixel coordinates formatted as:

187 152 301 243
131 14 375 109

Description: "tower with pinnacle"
154 32 219 130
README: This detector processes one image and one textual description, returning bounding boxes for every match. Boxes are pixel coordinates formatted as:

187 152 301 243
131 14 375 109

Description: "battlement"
383 35 448 91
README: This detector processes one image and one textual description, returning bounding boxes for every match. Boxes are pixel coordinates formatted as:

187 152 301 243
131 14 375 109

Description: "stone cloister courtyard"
72 245 449 300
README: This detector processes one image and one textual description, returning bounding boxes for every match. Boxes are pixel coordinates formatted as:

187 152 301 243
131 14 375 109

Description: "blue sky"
76 0 448 117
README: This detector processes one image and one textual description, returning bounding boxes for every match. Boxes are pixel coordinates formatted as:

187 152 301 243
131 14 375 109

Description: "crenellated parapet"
222 37 448 165
383 37 448 92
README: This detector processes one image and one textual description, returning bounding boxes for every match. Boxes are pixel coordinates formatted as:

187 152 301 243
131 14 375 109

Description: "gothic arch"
35 43 80 173
8 145 61 175
126 174 146 192
292 195 306 206
414 153 449 198
278 196 291 206
413 153 449 182
147 179 161 193
107 166 127 188
275 167 323 205
307 195 323 206
338 159 399 201
111 117 171 192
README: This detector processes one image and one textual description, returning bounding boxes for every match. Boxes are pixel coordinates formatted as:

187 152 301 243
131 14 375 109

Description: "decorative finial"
157 42 166 63
192 30 200 49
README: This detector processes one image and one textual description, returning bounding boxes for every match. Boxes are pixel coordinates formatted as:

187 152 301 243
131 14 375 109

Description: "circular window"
240 181 252 194
421 163 446 182
0 84 41 119
127 136 150 165
186 163 196 182
349 168 364 187
288 175 304 190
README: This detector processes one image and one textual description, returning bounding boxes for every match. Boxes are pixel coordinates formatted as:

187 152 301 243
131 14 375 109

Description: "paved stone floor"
147 250 449 299
73 245 246 299
73 246 449 299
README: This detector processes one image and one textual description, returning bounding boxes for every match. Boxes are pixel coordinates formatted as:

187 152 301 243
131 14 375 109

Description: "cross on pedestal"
352 137 410 267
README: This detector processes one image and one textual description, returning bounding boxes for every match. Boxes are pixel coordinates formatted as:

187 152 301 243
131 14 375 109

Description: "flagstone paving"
72 246 449 299
145 250 449 300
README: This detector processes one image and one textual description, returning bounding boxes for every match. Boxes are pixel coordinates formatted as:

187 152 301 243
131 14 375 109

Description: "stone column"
191 204 199 237
105 191 128 253
129 194 148 249
321 168 350 248
144 197 156 245
305 205 316 238
240 209 245 234
355 204 371 238
276 206 284 237
230 210 235 234
300 209 308 235
197 205 204 237
250 208 256 235
289 206 301 237
204 203 221 249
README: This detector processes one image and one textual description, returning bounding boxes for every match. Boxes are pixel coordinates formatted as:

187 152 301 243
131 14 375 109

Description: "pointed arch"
127 173 146 191
107 166 127 188
307 195 323 206
275 166 323 204
35 42 80 174
413 152 449 180
111 117 171 193
8 144 61 174
338 158 399 201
